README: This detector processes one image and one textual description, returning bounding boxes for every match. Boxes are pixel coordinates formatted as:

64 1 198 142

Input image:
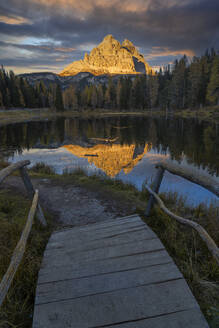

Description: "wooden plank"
50 217 144 240
41 238 164 268
98 308 209 328
52 214 141 235
38 249 171 284
46 228 156 252
35 262 182 305
33 216 209 328
50 223 146 244
33 279 203 328
0 190 38 306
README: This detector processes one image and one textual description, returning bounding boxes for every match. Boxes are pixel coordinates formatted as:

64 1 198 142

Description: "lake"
0 115 218 207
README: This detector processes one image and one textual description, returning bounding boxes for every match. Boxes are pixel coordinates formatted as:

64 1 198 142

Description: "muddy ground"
1 176 135 229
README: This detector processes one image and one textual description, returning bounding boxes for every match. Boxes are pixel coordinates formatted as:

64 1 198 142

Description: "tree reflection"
0 117 218 176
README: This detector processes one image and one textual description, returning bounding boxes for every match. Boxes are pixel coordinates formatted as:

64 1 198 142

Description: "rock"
60 35 153 76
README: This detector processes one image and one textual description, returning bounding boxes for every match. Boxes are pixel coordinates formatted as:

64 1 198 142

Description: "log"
144 185 219 266
0 190 39 307
157 162 219 197
19 167 47 226
145 167 165 217
0 160 30 185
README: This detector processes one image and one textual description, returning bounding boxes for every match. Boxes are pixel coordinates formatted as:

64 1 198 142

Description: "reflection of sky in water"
8 147 219 207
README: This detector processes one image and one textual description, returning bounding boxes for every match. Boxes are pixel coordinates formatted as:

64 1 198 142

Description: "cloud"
0 0 218 73
145 47 195 60
0 14 31 25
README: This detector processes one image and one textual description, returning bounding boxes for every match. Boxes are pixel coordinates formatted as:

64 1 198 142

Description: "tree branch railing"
0 160 46 226
0 190 39 306
158 161 219 198
0 161 47 307
145 161 219 266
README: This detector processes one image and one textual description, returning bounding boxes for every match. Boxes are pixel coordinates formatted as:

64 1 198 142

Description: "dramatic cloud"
0 0 218 73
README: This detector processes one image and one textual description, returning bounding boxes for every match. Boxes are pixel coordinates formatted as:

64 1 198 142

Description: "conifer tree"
55 84 64 111
206 55 219 105
97 84 104 108
91 85 98 108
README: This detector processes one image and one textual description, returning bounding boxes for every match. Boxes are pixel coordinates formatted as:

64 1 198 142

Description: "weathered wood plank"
35 262 182 305
50 218 144 241
41 238 164 268
51 215 141 236
50 225 146 246
33 216 209 328
46 228 156 252
99 308 209 328
38 249 171 284
33 279 203 328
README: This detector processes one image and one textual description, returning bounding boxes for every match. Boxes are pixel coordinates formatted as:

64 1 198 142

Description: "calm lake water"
0 116 218 207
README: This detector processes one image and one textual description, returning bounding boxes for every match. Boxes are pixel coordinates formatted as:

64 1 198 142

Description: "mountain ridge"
60 35 153 76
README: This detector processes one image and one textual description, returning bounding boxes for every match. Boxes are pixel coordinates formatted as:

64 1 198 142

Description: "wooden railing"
145 161 219 266
0 161 46 307
0 160 46 226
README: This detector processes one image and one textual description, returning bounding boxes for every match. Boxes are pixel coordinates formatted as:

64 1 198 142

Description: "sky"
0 0 219 74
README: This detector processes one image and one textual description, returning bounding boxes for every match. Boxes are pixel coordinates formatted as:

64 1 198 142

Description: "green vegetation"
31 162 55 175
55 84 64 112
0 189 53 328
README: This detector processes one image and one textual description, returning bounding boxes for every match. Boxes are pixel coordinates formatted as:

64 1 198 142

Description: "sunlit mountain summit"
60 35 153 76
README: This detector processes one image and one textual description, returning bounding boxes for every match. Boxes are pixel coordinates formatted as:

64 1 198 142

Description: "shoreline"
0 106 218 126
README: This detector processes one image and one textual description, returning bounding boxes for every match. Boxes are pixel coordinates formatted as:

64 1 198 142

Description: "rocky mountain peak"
60 35 153 76
103 34 114 42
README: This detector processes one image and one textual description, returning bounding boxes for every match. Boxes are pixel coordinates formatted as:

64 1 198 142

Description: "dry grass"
0 189 53 328
142 192 219 327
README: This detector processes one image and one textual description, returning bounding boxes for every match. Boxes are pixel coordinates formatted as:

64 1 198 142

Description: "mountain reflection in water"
0 116 218 206
64 143 151 177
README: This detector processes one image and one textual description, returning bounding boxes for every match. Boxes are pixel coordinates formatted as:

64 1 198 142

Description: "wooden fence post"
145 166 165 217
19 167 47 226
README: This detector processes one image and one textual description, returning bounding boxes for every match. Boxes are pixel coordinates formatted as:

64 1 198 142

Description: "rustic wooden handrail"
0 190 39 307
144 185 219 266
145 161 219 266
0 161 46 226
0 160 30 184
157 161 219 197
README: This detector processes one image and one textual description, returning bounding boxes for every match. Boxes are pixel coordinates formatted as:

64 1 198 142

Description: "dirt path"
1 176 133 229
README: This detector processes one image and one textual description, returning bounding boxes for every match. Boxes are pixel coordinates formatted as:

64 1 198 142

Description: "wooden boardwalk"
33 214 209 328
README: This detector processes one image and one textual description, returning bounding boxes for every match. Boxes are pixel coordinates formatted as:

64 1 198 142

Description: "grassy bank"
0 105 218 126
175 105 219 122
0 188 53 328
29 165 219 327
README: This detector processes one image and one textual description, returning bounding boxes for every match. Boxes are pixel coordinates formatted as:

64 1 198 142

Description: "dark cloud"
0 0 219 73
